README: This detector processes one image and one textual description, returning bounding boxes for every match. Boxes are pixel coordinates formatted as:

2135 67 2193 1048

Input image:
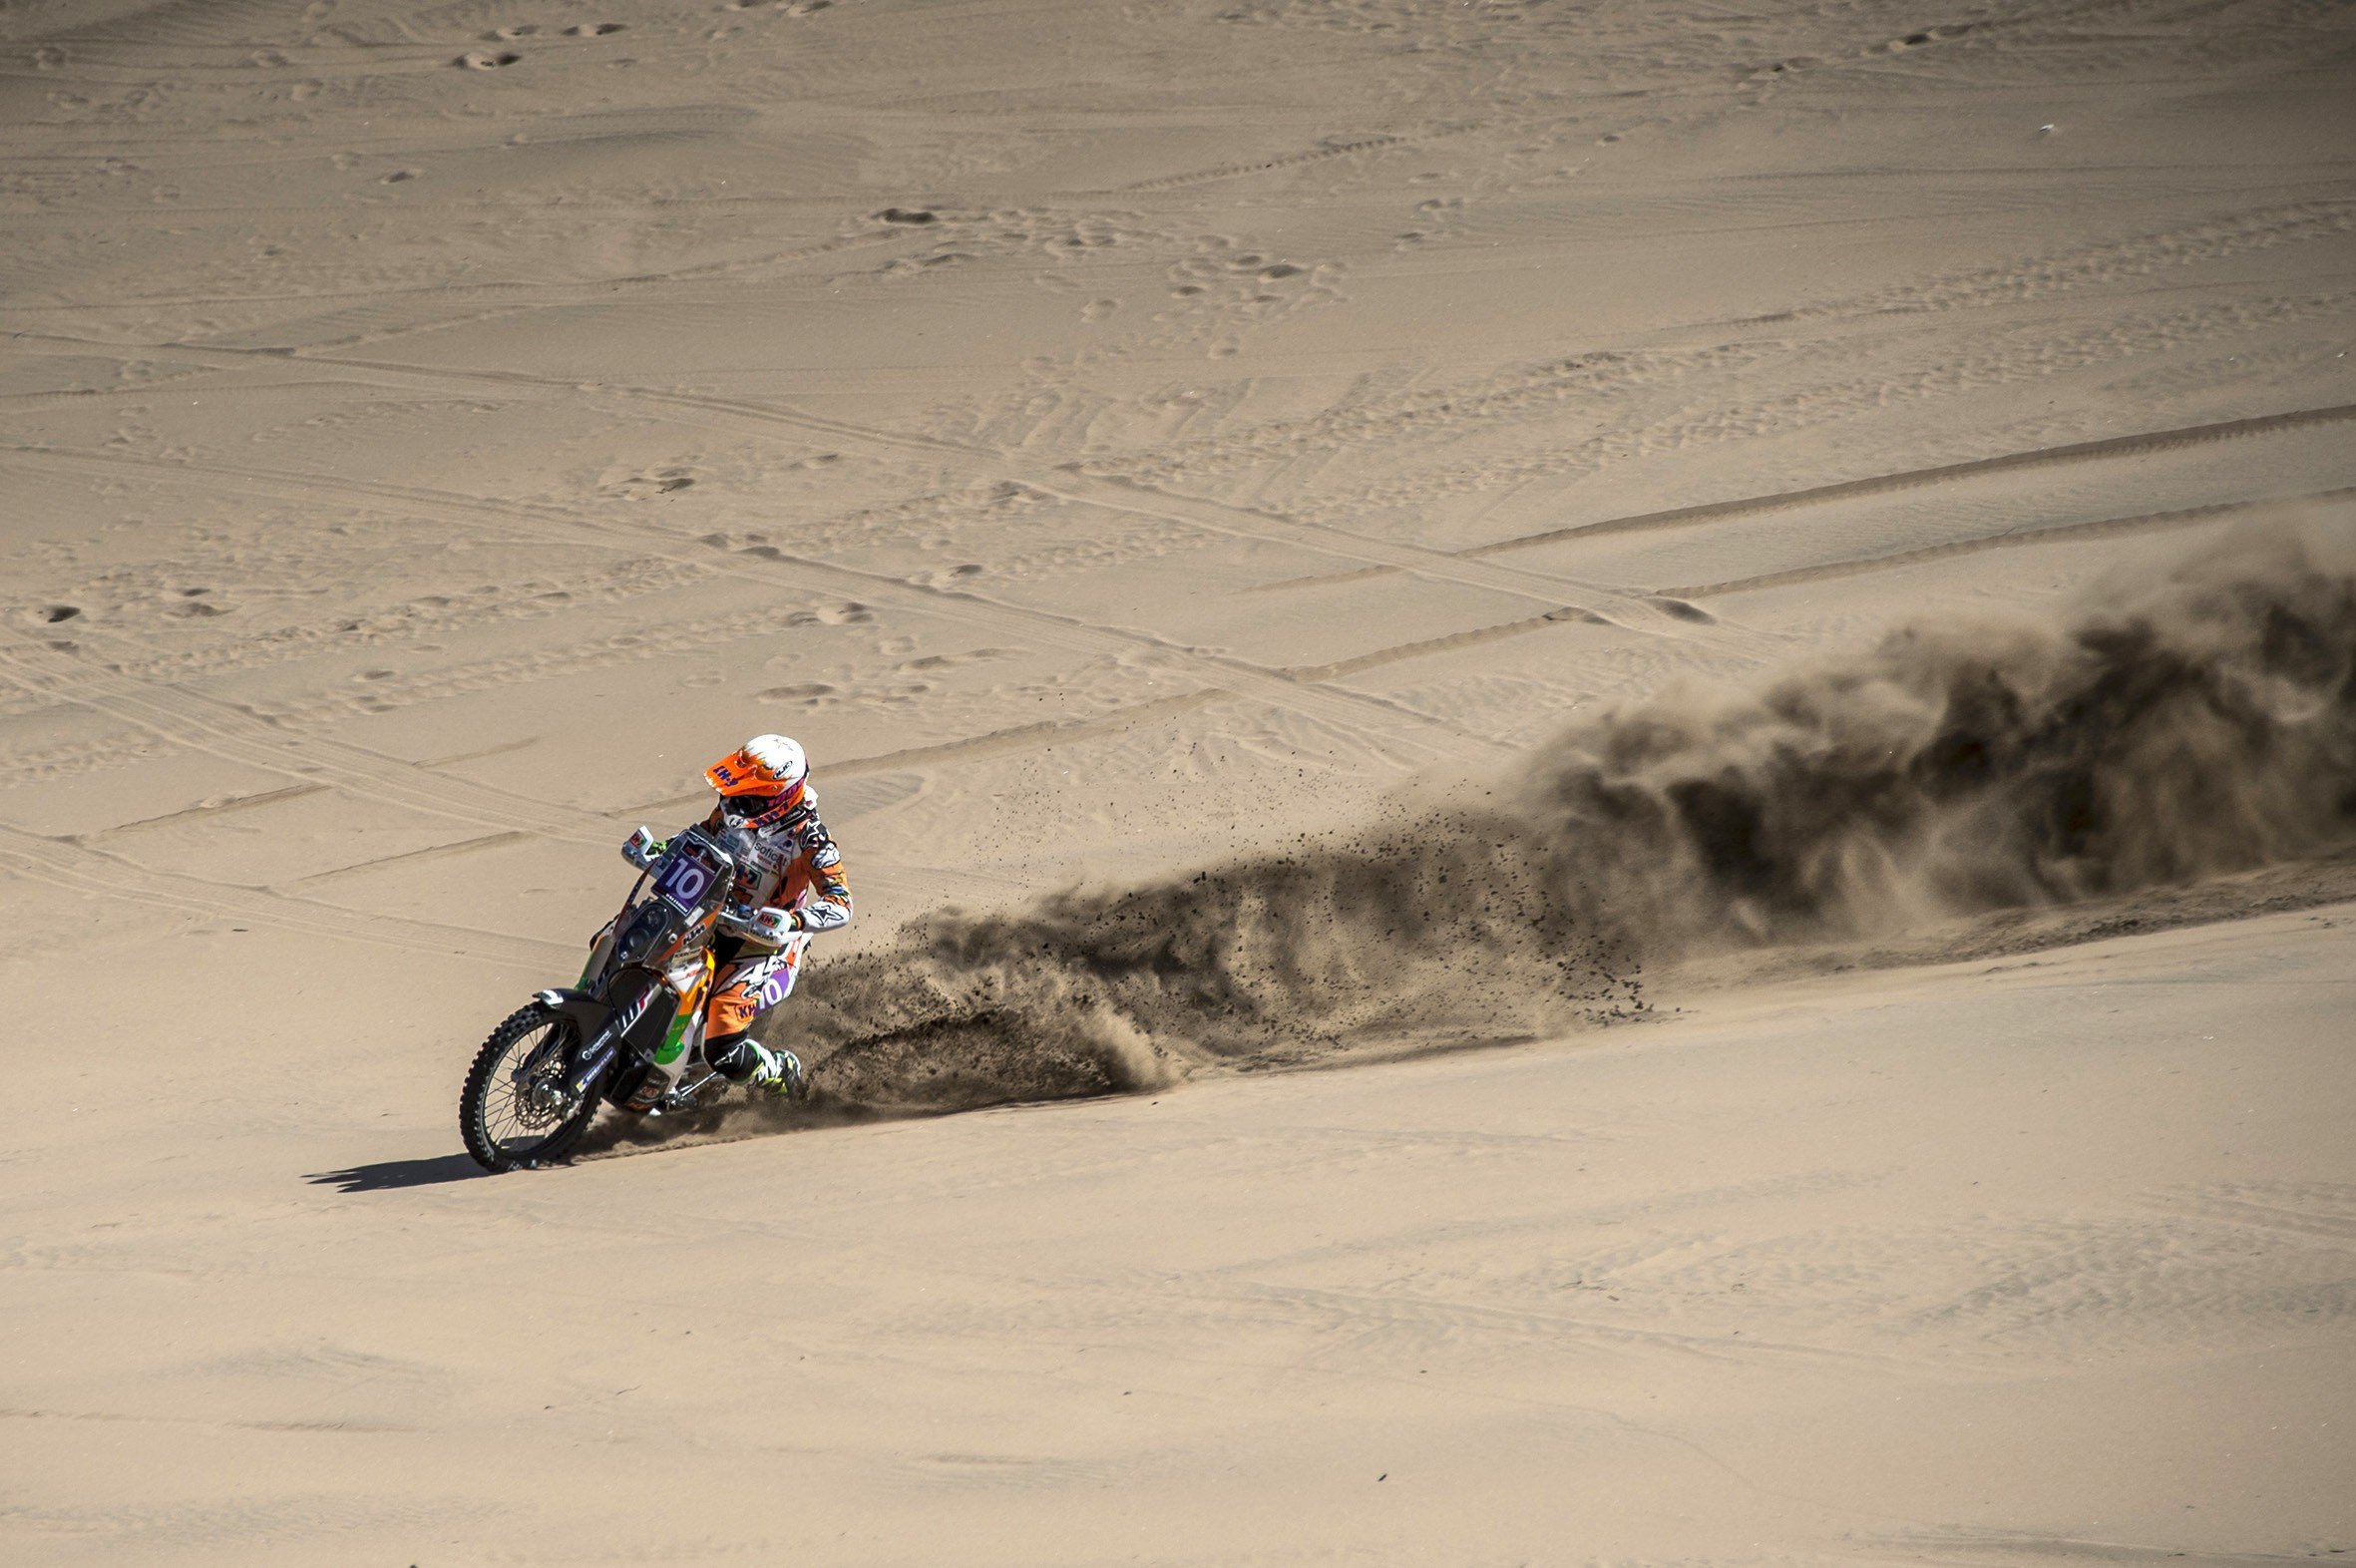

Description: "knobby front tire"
460 1003 601 1172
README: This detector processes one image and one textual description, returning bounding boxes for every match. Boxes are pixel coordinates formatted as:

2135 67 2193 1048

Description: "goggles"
716 781 804 828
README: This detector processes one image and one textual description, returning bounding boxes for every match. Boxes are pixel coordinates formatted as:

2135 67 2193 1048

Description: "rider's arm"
793 839 853 933
718 829 850 943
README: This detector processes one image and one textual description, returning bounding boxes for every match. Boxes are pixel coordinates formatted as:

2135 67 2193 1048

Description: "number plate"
651 843 720 914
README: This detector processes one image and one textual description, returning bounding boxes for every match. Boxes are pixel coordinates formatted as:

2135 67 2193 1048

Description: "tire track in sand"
1467 401 2356 558
0 460 1271 919
0 441 1505 767
405 358 1773 648
0 620 1123 914
1255 401 2356 594
1105 131 1428 194
1659 486 2356 599
0 631 620 848
1030 470 1783 656
0 821 571 969
9 332 1773 658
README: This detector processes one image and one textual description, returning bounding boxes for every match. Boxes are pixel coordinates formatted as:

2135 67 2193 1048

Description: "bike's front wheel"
460 1003 600 1172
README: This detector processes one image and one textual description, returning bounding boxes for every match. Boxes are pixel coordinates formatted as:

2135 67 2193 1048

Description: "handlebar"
717 902 797 943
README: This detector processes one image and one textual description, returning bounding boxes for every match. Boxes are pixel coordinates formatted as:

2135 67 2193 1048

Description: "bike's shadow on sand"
304 1154 486 1193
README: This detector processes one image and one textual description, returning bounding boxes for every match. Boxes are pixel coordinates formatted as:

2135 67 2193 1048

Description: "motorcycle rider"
620 733 851 1098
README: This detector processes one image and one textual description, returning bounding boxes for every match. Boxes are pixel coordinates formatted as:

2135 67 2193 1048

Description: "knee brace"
705 1030 760 1082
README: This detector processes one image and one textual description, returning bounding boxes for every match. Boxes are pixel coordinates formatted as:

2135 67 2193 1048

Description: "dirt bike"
459 823 754 1171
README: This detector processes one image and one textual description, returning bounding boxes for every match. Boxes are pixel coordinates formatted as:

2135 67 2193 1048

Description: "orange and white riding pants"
705 935 809 1044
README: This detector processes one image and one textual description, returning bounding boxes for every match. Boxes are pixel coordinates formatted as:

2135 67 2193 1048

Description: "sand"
2 0 2352 1560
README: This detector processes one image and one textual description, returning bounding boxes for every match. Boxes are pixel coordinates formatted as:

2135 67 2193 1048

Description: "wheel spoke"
481 1019 576 1156
465 1008 593 1170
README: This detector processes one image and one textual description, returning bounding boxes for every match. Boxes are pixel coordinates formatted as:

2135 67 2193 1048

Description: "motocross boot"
747 1041 807 1100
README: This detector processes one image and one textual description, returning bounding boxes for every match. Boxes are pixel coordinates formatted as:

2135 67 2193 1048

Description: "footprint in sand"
903 646 1009 672
758 682 838 706
487 24 538 39
785 601 873 627
37 604 82 624
567 21 626 35
605 467 696 499
1882 26 1971 52
882 251 970 275
1649 596 1715 624
456 50 521 69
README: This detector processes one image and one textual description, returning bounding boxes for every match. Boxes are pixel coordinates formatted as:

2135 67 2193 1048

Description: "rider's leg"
705 940 808 1093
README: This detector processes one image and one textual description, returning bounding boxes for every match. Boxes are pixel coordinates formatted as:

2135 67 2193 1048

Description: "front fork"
579 917 619 988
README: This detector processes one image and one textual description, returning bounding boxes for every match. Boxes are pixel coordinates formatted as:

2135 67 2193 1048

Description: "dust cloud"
1519 520 2356 952
591 520 2356 1146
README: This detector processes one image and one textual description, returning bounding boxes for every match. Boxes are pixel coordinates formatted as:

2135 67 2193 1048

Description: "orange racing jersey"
704 789 852 943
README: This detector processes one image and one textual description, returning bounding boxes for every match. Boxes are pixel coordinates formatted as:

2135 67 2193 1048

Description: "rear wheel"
460 1003 600 1172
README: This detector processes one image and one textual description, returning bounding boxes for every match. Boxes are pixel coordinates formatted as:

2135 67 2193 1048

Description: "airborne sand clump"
647 522 2356 1135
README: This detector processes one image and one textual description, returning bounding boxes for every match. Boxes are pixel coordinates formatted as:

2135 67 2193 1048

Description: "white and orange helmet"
705 733 810 831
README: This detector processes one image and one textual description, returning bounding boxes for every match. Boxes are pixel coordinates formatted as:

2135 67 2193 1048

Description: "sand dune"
3 0 2353 1560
